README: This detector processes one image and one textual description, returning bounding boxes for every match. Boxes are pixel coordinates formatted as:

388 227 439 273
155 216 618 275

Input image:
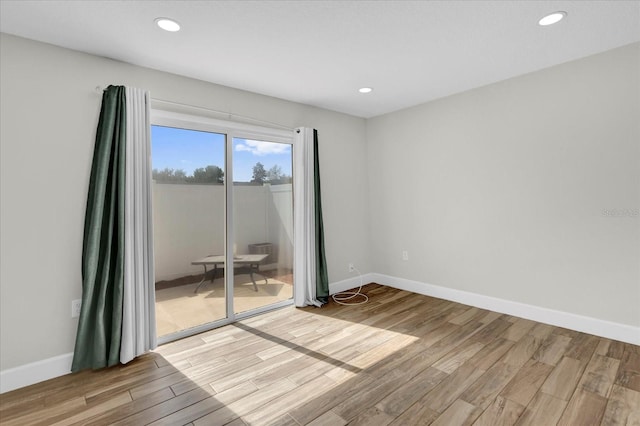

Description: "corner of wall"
331 273 640 346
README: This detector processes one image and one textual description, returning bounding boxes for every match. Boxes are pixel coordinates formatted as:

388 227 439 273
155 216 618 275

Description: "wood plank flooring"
1 284 639 425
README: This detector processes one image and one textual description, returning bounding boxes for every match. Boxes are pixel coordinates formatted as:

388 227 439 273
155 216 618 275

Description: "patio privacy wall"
153 182 293 281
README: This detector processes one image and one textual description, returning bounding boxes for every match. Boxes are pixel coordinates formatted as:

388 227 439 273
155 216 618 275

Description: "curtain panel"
293 128 329 307
72 86 126 371
121 87 156 364
72 85 156 372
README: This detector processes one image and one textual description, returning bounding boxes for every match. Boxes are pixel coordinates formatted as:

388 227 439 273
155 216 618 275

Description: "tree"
251 162 267 184
273 175 292 185
152 167 188 183
192 165 224 183
173 169 187 181
153 165 224 184
266 165 283 182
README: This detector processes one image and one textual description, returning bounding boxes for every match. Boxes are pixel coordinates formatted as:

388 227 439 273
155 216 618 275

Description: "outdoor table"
191 254 269 293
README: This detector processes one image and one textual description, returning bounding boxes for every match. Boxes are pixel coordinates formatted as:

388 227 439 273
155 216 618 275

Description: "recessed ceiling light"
538 11 566 26
359 87 373 94
155 18 181 32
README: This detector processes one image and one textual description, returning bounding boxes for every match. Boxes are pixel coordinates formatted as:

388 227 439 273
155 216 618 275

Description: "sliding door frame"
151 109 296 344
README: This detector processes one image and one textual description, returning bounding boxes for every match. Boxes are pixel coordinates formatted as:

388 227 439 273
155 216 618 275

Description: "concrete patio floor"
155 272 293 337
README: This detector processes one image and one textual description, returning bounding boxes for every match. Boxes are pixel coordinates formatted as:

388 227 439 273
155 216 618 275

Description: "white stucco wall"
153 182 293 281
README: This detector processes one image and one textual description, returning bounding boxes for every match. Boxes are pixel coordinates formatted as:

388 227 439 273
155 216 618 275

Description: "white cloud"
235 140 290 156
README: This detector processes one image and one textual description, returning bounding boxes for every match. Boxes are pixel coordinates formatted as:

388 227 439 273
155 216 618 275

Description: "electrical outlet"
348 263 355 272
71 299 82 318
402 250 409 261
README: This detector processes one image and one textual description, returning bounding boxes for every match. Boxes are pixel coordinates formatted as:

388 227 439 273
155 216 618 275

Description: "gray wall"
366 42 640 328
1 32 638 374
0 34 369 370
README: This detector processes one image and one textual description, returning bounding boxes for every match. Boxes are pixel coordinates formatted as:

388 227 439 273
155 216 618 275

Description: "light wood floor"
1 284 638 425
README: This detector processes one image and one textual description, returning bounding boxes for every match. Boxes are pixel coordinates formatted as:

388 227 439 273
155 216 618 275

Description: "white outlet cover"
71 300 82 318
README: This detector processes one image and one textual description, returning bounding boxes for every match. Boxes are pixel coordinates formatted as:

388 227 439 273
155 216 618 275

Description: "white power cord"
331 265 369 305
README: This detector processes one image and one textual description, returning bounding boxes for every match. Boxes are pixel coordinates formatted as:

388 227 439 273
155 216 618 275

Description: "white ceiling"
1 1 639 118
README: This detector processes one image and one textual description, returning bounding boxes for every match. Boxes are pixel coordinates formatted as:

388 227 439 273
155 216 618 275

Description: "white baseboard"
0 274 368 394
4 273 637 394
0 352 73 394
329 273 376 296
366 273 640 346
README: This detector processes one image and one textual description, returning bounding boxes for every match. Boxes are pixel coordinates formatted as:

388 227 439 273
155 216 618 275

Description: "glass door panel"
151 125 227 338
232 137 294 315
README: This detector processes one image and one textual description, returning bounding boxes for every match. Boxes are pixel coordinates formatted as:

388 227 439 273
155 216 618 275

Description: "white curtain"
121 87 157 363
293 127 323 307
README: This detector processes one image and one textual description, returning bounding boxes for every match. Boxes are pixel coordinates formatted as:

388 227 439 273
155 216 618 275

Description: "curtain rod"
94 86 295 131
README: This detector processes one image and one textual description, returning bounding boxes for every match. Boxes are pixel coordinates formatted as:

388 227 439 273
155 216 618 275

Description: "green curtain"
313 129 329 303
71 85 126 372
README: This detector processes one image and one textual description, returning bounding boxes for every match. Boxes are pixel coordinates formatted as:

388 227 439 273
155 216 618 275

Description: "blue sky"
151 125 292 182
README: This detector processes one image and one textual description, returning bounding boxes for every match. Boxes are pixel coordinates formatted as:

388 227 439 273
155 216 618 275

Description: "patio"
155 269 293 337
152 182 295 338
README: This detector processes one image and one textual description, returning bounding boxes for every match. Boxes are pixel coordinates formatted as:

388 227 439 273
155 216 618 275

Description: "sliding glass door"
232 137 294 315
151 126 228 339
150 112 294 342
